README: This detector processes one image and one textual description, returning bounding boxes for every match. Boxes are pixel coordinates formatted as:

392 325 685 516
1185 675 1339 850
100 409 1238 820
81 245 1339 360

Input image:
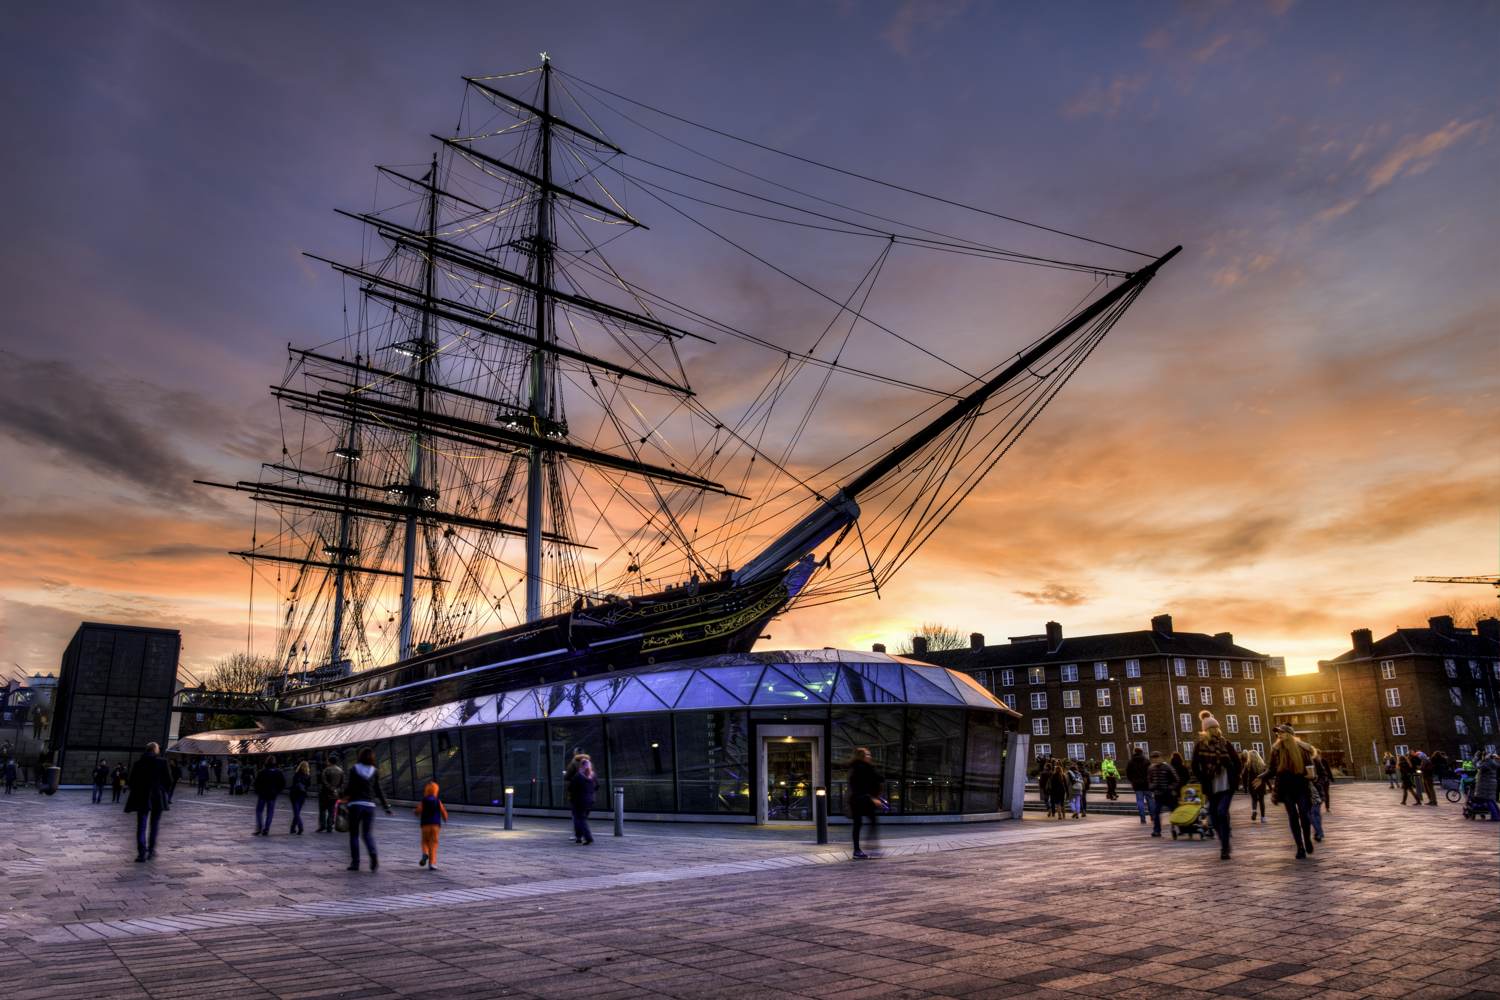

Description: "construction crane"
1413 575 1500 589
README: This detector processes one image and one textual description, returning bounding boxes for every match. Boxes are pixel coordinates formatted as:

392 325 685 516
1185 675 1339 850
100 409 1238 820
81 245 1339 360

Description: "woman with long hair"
1047 762 1070 821
1265 725 1315 858
287 760 311 835
567 752 598 845
1242 748 1268 823
339 747 393 871
1191 711 1241 860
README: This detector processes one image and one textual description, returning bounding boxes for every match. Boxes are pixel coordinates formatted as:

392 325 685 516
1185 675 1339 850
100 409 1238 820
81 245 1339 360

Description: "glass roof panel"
949 670 1004 708
639 670 693 708
603 677 670 714
675 671 738 709
832 665 905 704
500 689 539 721
585 676 630 714
700 664 766 705
544 683 594 718
900 666 965 706
907 664 961 699
752 666 823 705
773 662 840 700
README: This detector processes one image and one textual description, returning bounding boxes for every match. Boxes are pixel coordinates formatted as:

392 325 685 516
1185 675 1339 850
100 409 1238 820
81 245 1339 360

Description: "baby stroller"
1169 782 1215 840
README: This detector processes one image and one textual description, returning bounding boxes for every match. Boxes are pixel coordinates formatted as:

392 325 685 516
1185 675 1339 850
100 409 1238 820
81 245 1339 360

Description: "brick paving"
1 783 1496 999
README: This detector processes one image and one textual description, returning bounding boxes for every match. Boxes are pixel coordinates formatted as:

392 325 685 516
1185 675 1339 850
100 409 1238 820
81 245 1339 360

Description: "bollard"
814 786 828 844
613 786 624 837
503 786 514 831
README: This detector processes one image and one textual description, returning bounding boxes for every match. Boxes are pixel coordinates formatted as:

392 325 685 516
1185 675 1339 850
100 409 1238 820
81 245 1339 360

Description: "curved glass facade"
171 650 1019 818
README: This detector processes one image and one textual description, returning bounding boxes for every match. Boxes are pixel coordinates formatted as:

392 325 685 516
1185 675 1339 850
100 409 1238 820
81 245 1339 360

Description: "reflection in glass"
461 727 501 806
830 707 903 816
606 715 674 812
962 710 1003 813
904 707 964 814
547 719 605 808
502 723 547 807
675 711 750 814
700 665 764 704
410 732 433 794
387 735 413 800
433 730 464 803
765 739 814 820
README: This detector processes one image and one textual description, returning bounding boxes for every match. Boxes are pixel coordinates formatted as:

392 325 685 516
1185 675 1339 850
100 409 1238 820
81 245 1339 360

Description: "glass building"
170 650 1020 822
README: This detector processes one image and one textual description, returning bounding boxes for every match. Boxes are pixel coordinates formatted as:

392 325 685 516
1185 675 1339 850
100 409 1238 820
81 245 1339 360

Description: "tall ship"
196 58 1178 729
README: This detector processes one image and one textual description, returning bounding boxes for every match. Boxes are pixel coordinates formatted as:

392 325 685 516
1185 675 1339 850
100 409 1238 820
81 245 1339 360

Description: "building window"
1028 666 1044 685
1034 743 1051 759
1459 743 1473 760
1180 713 1193 732
1444 660 1457 679
1030 692 1047 711
1094 662 1109 680
1127 686 1144 706
1385 687 1400 708
1220 661 1233 678
1390 716 1406 736
1470 660 1482 679
1246 688 1258 707
1061 664 1079 683
1126 660 1141 678
1182 740 1195 759
1321 692 1335 703
1242 663 1255 679
1231 741 1242 752
1033 718 1050 736
1173 658 1186 676
1101 741 1116 759
1176 684 1189 704
1226 714 1239 734
1067 743 1086 761
1493 663 1500 681
1098 716 1114 734
1002 693 1018 711
1133 741 1149 752
1251 741 1264 756
1249 715 1262 734
1455 717 1469 736
1200 686 1213 705
1130 713 1146 733
1478 688 1487 708
1197 659 1209 677
1065 716 1083 735
1380 660 1395 679
1450 687 1463 707
1063 689 1080 709
1393 743 1408 757
1223 688 1236 706
1000 669 1014 687
1301 694 1316 705
1096 688 1112 707
1481 716 1493 735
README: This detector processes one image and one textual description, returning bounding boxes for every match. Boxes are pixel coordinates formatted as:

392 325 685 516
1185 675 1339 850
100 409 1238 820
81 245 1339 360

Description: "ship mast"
525 56 556 623
399 153 440 658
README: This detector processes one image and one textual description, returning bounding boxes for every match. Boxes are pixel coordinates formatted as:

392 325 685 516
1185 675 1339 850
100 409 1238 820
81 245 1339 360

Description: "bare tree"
204 652 281 694
897 622 970 655
1427 598 1496 630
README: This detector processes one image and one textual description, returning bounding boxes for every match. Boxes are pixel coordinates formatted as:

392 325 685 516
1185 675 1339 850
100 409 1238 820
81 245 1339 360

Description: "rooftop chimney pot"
1213 631 1233 645
1477 618 1499 644
911 636 929 656
872 643 887 653
1045 621 1063 654
1151 614 1173 636
1351 628 1373 659
969 632 985 651
1428 615 1455 636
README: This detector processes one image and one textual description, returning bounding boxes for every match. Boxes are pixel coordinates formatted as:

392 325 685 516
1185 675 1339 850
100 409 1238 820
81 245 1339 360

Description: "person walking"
212 758 222 787
1146 751 1178 837
415 780 450 868
166 759 182 804
566 753 598 846
1125 747 1152 825
1101 757 1120 801
123 742 172 862
1312 751 1333 814
227 759 239 795
1416 751 1437 807
317 754 344 833
253 756 286 836
1169 751 1191 789
3 757 16 794
1034 756 1053 815
1046 761 1070 821
1078 764 1092 817
91 760 109 804
1471 752 1500 821
1266 725 1315 859
1192 711 1241 860
1307 760 1326 843
110 763 128 803
1242 748 1268 822
1398 752 1420 805
195 759 210 796
287 761 311 834
847 747 884 859
340 747 392 871
1065 761 1084 819
1383 752 1397 789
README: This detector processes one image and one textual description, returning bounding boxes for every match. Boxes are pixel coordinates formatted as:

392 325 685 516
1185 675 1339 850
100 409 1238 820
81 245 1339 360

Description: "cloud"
880 0 970 57
1190 34 1232 64
1063 74 1147 118
1015 583 1089 606
1364 118 1487 193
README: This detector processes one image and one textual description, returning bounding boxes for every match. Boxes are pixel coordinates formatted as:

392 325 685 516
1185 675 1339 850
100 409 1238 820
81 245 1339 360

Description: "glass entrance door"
765 739 814 821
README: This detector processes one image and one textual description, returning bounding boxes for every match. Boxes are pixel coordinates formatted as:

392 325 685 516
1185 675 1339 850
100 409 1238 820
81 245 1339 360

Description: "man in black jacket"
253 756 287 836
1125 747 1151 825
123 743 172 862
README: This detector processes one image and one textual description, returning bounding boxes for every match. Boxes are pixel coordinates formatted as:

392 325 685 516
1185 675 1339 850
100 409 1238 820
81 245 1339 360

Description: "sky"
1 0 1496 682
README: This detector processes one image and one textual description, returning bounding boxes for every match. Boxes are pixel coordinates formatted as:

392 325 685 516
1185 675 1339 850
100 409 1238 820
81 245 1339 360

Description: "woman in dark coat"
1191 711 1241 861
287 761 311 834
847 748 884 858
1169 751 1191 789
123 742 172 862
253 756 286 836
339 747 393 871
567 752 598 845
1046 763 1070 821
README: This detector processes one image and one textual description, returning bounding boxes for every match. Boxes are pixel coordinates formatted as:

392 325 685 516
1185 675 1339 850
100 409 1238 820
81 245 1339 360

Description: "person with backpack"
252 756 286 836
415 780 450 869
1266 725 1316 858
1472 752 1500 821
1066 761 1084 819
110 763 128 803
1191 711 1242 861
1383 752 1397 789
317 754 344 833
287 761 311 834
340 747 393 871
1241 748 1268 822
1146 751 1178 837
1124 747 1151 824
91 760 109 804
1100 757 1120 801
567 752 598 846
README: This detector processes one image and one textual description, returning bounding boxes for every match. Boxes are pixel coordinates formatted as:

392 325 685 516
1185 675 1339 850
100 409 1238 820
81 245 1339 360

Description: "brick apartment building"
1262 669 1350 769
921 614 1280 764
1312 615 1500 774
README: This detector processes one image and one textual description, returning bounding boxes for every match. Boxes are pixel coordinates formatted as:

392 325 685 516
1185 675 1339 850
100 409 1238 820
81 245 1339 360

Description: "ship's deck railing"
172 689 280 715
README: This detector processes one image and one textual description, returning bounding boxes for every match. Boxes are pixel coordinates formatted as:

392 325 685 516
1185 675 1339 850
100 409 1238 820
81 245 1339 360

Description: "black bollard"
613 786 625 837
814 786 828 844
503 786 514 831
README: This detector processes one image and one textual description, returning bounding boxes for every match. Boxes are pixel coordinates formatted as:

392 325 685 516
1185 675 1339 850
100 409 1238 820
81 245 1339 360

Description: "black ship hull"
269 567 806 727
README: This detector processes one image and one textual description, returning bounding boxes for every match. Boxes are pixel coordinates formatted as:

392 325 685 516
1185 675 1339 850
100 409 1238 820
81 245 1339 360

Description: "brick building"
922 614 1279 764
1262 668 1350 769
1315 616 1500 775
51 622 181 785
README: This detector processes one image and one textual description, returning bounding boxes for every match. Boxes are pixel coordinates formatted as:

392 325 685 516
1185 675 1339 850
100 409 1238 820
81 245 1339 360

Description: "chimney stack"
969 632 985 651
872 643 887 653
1428 615 1455 636
1151 614 1173 637
1477 618 1499 644
1351 628 1373 659
1045 621 1063 653
911 635 929 656
1213 631 1233 645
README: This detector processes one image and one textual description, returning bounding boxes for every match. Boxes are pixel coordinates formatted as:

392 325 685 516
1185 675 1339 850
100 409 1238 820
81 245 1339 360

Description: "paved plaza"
1 783 1496 1000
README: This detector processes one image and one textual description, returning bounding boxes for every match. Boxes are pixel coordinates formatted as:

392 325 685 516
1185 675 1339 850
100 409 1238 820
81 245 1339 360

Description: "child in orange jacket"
414 780 448 870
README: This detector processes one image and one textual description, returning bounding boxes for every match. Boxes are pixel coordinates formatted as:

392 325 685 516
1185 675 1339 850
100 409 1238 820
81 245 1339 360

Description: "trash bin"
41 766 60 795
